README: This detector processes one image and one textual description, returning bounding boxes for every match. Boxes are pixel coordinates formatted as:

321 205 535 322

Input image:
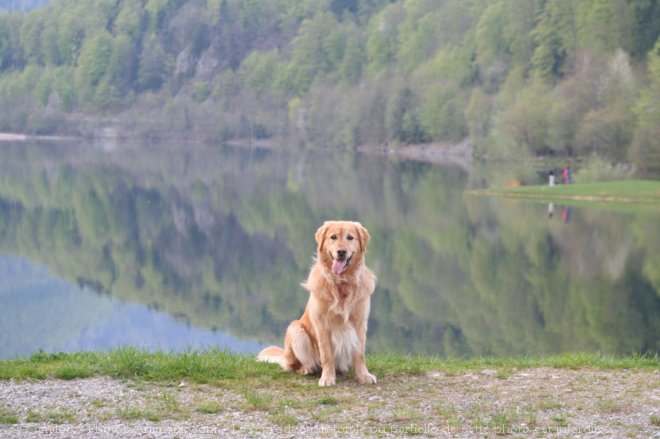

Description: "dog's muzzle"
331 252 351 275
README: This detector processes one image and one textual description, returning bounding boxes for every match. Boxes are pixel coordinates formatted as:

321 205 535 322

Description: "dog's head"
315 221 370 276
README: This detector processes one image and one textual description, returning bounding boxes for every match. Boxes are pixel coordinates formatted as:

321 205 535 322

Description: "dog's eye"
330 234 338 240
347 234 354 241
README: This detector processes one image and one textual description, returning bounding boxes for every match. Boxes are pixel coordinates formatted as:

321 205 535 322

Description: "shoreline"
1 351 657 438
0 351 657 438
0 132 79 142
356 138 474 169
1 131 475 168
0 133 28 141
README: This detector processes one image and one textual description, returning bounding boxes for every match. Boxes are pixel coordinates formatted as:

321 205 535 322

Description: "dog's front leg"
353 348 377 384
316 324 336 387
352 300 377 384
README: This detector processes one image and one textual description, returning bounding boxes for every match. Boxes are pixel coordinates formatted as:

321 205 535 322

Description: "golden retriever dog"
258 220 377 386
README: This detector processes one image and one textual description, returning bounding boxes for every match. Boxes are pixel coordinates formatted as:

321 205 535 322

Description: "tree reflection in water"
0 141 657 357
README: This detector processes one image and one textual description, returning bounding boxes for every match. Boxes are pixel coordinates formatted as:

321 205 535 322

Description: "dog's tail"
257 346 289 370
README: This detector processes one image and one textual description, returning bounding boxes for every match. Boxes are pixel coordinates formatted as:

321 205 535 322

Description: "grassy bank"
469 180 660 210
1 350 658 437
1 349 657 383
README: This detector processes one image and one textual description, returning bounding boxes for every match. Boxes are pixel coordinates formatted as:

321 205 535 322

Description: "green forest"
0 0 659 170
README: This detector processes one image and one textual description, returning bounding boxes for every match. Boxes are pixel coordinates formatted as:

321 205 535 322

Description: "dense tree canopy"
0 0 659 170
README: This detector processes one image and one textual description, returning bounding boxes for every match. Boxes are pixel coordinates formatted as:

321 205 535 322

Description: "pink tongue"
332 259 347 275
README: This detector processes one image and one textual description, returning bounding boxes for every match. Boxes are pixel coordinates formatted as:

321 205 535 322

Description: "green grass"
270 411 299 427
25 410 41 423
116 392 183 422
0 406 19 424
53 364 95 380
435 402 460 428
469 180 660 211
0 349 654 436
316 396 339 405
0 348 284 383
553 415 569 427
117 406 162 422
596 399 623 413
367 352 658 378
0 349 657 384
651 414 660 426
537 397 562 411
45 410 76 424
243 387 274 410
194 400 224 414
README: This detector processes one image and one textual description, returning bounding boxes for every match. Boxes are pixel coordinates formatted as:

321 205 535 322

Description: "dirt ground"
1 368 658 438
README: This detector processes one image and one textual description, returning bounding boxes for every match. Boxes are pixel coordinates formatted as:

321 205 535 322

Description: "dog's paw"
356 372 377 384
318 375 336 387
299 367 314 375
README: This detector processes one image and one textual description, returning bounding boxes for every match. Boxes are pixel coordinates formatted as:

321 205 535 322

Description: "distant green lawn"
470 180 660 211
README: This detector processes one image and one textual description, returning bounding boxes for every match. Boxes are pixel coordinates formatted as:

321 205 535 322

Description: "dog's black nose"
336 250 347 260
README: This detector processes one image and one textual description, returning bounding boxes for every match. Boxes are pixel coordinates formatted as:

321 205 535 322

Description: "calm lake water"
1 140 658 359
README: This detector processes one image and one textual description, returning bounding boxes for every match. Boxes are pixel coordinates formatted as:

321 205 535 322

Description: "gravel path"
1 368 659 438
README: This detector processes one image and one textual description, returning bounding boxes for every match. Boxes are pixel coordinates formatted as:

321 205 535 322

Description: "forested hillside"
0 0 658 169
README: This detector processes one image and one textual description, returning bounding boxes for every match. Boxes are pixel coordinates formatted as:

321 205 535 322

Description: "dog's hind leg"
285 321 319 375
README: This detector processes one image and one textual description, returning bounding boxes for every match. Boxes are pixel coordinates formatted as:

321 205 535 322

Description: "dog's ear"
315 222 329 253
354 222 370 253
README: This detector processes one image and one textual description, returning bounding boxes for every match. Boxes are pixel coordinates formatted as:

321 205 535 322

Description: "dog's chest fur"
331 323 359 373
324 281 362 323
